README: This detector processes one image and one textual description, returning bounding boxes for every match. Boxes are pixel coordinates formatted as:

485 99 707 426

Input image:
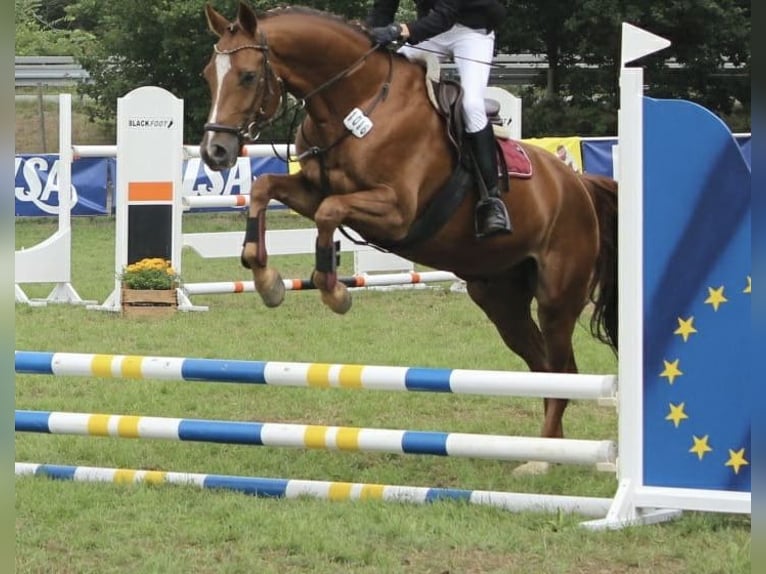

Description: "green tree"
66 0 379 141
494 0 749 135
633 0 750 124
67 0 230 141
55 0 749 139
15 0 96 56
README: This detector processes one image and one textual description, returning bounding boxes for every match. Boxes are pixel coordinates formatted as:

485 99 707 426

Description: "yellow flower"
119 258 181 290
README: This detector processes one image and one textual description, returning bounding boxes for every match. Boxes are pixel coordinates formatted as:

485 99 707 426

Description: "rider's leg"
465 124 512 237
454 26 512 237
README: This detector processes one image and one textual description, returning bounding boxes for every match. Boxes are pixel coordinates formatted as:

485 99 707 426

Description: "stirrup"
475 197 512 238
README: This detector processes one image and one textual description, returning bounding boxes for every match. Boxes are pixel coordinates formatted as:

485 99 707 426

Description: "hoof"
512 461 550 477
321 286 352 315
255 269 285 308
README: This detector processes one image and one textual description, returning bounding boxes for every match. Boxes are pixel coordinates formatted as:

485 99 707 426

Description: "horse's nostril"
211 144 227 160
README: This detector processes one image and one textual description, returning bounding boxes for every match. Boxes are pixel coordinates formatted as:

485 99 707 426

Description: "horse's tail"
583 173 618 352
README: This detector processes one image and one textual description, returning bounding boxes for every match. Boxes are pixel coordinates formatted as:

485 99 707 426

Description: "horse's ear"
237 1 258 37
205 3 230 37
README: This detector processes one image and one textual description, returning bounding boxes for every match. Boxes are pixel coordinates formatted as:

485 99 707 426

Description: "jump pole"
183 270 459 296
15 93 94 307
15 462 612 518
14 350 617 402
14 356 618 516
15 409 616 469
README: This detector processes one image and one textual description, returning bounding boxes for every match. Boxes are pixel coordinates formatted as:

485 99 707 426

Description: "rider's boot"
467 123 512 238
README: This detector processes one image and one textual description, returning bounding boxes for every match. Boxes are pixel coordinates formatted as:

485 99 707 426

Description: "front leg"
311 187 408 314
241 172 321 308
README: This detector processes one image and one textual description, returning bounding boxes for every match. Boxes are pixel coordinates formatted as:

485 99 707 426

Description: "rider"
367 0 512 238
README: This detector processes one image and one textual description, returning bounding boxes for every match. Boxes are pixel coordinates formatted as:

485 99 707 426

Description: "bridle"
203 29 384 146
203 31 287 142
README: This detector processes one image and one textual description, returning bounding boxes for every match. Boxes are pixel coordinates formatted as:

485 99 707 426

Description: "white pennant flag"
621 23 671 68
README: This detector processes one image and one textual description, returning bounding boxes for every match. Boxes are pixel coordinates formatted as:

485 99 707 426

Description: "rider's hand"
371 23 403 47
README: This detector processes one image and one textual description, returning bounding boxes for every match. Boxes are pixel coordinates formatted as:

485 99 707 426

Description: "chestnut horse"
200 2 618 475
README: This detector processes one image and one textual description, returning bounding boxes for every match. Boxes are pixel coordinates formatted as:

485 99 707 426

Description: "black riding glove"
371 23 402 47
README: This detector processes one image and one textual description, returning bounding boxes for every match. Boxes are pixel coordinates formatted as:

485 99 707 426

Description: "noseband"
204 33 286 143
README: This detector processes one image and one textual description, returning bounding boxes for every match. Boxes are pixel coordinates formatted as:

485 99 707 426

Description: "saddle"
411 52 511 191
415 53 512 146
373 54 523 251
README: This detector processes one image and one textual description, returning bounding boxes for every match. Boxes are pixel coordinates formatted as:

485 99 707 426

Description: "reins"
203 23 398 252
295 49 393 161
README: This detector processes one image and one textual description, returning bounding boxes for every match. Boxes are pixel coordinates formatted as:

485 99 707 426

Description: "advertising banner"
15 155 110 216
523 136 584 173
181 156 286 209
15 154 288 217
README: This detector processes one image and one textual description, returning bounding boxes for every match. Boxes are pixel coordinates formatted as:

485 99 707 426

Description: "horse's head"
200 1 283 170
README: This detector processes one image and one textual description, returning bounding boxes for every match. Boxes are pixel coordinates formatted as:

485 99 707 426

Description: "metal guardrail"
15 54 546 87
15 56 90 87
16 53 744 88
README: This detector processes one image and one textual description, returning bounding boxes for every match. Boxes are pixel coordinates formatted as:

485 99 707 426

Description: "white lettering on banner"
182 157 253 197
14 156 78 215
223 158 252 195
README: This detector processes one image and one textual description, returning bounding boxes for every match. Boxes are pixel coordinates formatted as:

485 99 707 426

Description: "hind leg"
515 250 593 473
465 269 555 475
465 261 586 476
465 268 547 372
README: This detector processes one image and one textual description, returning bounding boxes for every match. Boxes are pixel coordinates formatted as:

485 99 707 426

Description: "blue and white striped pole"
15 351 616 402
16 462 613 518
16 410 616 468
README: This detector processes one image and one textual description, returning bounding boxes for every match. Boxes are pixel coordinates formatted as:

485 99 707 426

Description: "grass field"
15 213 750 573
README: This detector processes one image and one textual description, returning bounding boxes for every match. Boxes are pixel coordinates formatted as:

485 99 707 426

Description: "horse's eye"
240 71 257 86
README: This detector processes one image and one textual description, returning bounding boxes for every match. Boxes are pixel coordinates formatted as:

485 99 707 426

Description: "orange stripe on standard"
87 414 111 436
306 363 331 388
91 355 115 378
337 364 363 389
304 425 327 448
235 195 247 207
128 181 173 202
233 281 245 293
116 416 141 438
411 272 421 283
328 482 353 501
120 356 144 379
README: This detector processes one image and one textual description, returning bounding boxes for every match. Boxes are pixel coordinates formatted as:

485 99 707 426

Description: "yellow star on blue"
704 286 728 311
743 276 751 294
660 359 683 384
725 448 749 474
689 435 713 460
673 317 697 342
665 402 688 428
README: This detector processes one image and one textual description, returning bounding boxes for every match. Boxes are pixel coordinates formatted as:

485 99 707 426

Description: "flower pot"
121 287 178 318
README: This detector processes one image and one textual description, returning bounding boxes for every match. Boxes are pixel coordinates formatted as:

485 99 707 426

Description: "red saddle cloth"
498 138 533 179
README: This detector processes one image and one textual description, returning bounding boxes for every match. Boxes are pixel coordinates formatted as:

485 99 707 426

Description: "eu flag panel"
642 97 751 492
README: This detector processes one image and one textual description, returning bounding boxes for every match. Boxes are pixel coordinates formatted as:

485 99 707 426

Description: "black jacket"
368 0 507 45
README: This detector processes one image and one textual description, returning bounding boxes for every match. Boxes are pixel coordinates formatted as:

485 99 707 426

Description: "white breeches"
398 24 495 134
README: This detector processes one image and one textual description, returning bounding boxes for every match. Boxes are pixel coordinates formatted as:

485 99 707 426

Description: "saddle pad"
498 139 533 179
